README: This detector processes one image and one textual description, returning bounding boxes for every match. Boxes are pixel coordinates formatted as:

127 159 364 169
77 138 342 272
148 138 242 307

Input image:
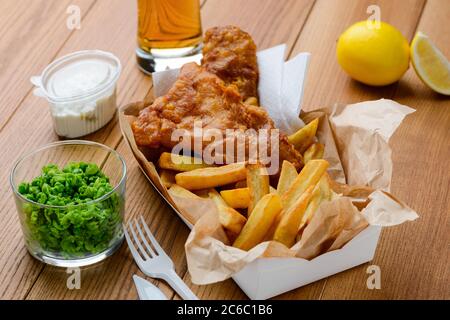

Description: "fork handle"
162 270 198 300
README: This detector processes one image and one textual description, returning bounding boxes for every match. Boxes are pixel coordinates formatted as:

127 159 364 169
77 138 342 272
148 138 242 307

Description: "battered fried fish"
132 63 302 170
202 25 258 101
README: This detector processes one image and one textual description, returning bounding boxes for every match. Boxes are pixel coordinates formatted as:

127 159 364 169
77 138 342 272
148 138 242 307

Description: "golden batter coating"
132 63 302 169
202 25 258 101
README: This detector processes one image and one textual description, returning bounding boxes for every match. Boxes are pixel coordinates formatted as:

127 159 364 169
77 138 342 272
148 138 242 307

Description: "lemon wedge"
411 32 450 95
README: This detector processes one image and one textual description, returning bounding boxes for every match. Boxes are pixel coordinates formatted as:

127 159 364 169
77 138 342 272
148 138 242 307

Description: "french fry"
273 186 314 247
282 159 329 210
244 96 258 106
159 169 176 188
318 173 334 200
295 169 339 243
168 184 202 199
175 162 247 190
277 160 298 195
158 152 211 172
299 185 322 231
246 163 270 215
288 118 319 153
303 143 325 163
233 194 282 251
220 188 250 209
208 189 247 239
298 174 337 231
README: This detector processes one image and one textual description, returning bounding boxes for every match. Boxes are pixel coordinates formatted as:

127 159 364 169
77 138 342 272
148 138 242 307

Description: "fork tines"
124 216 163 261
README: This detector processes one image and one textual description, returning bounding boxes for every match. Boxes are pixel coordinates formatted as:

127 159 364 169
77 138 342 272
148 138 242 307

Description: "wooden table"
0 0 448 300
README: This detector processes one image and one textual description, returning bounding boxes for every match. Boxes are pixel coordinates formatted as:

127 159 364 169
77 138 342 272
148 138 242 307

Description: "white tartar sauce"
32 50 121 138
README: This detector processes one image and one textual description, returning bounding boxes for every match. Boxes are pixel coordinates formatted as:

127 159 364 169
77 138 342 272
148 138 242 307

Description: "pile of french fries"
158 118 340 250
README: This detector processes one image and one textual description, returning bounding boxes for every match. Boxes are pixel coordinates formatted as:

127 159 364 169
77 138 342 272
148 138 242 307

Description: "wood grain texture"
319 0 450 299
0 0 95 130
202 0 316 53
0 0 448 300
0 0 151 299
28 1 313 299
26 142 189 299
262 0 430 300
23 0 201 300
0 0 97 299
177 0 319 300
291 0 426 111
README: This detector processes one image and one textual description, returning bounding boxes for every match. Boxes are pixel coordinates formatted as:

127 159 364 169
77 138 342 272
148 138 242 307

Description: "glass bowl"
10 140 126 267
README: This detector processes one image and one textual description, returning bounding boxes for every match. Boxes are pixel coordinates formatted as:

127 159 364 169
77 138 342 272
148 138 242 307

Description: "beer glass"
136 0 203 73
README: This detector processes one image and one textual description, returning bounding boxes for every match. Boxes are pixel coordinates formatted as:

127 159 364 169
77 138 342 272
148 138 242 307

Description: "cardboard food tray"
119 100 384 300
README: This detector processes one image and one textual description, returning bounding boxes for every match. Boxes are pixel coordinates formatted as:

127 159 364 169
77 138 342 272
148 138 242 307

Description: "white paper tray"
139 165 381 300
232 225 381 300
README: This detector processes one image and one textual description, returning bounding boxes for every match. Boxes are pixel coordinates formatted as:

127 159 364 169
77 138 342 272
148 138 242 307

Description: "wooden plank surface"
292 0 426 110
26 142 180 299
25 0 318 299
319 0 450 299
0 0 151 299
0 0 97 299
0 0 95 130
264 0 429 300
178 0 320 300
0 0 448 300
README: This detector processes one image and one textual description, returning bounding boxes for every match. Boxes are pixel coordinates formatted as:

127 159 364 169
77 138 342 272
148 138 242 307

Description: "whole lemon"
337 21 410 86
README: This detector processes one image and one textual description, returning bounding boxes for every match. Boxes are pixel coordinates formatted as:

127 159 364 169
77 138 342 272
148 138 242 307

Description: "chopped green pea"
17 162 122 257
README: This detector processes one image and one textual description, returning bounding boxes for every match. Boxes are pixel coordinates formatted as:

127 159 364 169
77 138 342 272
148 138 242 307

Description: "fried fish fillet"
202 25 258 101
132 63 302 170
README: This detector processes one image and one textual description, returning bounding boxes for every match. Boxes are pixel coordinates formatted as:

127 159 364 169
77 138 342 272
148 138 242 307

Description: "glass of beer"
136 0 203 73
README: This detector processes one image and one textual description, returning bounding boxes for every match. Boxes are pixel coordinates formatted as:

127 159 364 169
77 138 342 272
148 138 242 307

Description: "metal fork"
124 216 198 300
